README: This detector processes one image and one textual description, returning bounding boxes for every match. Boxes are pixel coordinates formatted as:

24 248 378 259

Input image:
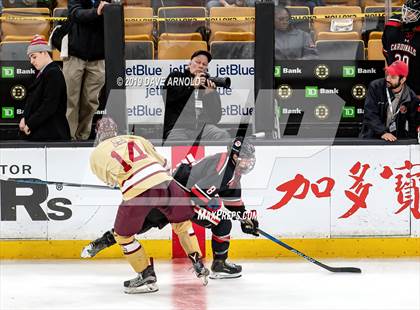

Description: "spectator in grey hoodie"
274 5 318 60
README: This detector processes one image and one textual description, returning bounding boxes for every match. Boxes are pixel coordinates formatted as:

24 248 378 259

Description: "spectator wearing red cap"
360 60 420 142
19 35 70 141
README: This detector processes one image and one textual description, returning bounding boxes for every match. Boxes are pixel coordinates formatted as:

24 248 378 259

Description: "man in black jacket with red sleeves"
19 35 70 141
382 0 420 98
360 60 420 142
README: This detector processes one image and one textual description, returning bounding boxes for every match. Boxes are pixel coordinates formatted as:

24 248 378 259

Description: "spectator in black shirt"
360 60 420 142
162 50 230 142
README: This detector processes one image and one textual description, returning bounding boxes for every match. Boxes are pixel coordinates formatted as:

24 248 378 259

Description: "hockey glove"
240 212 259 237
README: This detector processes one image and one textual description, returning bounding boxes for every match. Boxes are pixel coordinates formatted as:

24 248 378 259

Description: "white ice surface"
1 258 419 310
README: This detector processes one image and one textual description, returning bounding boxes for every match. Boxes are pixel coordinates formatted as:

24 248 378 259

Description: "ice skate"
123 265 158 294
81 230 116 258
188 252 210 286
209 259 242 279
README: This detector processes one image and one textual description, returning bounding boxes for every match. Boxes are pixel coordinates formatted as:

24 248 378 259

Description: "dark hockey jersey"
173 152 246 213
382 14 420 95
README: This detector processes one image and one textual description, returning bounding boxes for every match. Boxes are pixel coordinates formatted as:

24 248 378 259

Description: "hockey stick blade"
324 266 362 273
258 228 362 274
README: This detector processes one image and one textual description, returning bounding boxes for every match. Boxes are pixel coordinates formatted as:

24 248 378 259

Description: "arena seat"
368 31 383 40
286 6 311 33
56 0 68 8
210 41 254 59
212 31 254 41
313 6 362 40
125 40 155 59
123 0 152 6
367 39 385 60
317 31 359 40
158 40 207 59
1 35 46 41
209 7 255 41
361 0 403 8
324 0 360 5
125 34 151 40
152 0 206 13
1 8 51 42
159 32 203 40
0 41 30 61
157 6 207 36
124 7 154 41
316 40 365 60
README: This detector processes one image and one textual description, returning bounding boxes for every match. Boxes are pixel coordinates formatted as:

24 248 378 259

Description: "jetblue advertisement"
124 59 255 124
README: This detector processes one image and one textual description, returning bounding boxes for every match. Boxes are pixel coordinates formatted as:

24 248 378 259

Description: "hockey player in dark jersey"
82 136 259 280
383 0 420 96
173 136 259 279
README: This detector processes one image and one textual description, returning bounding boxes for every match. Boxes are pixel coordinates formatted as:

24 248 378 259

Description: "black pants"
192 216 232 260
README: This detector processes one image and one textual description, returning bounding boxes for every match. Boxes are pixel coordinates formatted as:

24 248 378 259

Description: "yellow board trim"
207 238 420 259
0 240 171 259
1 238 419 259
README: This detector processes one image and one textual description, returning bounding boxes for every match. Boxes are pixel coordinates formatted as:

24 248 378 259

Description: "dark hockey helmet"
402 0 420 23
94 117 118 146
228 136 256 174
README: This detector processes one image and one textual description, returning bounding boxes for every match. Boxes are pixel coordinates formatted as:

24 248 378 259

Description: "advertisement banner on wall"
330 146 412 236
125 59 255 125
410 145 420 237
0 149 48 239
1 145 419 240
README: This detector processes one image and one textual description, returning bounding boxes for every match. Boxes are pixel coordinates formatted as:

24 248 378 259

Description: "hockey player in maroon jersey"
383 0 420 97
89 117 209 294
82 136 259 280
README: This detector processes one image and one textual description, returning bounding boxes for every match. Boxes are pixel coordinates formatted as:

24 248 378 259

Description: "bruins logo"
11 85 26 101
277 84 292 99
314 105 329 120
314 64 329 80
351 84 367 100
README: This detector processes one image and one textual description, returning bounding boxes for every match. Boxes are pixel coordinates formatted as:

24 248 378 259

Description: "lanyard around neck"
386 88 400 118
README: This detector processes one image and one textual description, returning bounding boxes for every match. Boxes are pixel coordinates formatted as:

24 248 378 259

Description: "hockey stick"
1 177 118 190
219 206 361 273
256 228 362 273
